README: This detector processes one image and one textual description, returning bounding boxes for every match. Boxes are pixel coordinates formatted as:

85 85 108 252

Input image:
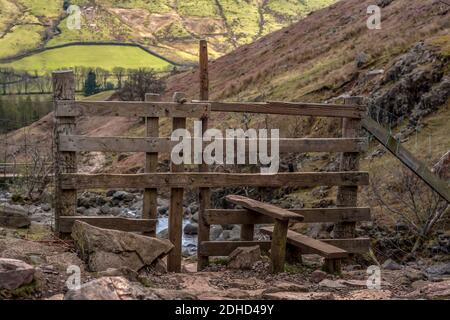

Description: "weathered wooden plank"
204 207 371 225
240 224 255 241
195 101 366 118
55 100 210 118
168 92 186 273
53 71 77 235
335 97 363 238
198 40 212 271
58 136 368 153
362 117 450 203
143 93 160 237
261 227 348 259
199 241 272 256
226 195 304 221
321 238 371 254
59 216 156 233
270 219 289 273
60 172 370 190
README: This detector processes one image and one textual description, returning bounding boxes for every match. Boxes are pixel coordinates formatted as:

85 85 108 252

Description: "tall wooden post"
335 97 364 239
53 71 76 235
143 93 160 236
167 92 186 272
197 40 211 271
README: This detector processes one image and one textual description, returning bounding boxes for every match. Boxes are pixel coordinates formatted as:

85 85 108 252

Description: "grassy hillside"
0 45 173 74
0 0 337 67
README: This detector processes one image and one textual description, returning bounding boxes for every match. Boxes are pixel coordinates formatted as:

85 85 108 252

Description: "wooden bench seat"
260 227 348 259
261 226 348 273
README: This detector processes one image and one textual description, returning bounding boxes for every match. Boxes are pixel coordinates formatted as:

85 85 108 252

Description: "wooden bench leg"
270 219 289 273
240 224 254 241
323 258 342 274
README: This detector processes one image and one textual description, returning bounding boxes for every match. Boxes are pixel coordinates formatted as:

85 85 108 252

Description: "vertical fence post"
197 39 211 271
167 92 187 273
143 93 160 236
334 96 364 241
53 71 76 235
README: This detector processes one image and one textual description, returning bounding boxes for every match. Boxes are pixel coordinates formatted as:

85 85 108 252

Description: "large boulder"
0 258 35 290
0 205 31 228
71 221 173 272
227 246 261 270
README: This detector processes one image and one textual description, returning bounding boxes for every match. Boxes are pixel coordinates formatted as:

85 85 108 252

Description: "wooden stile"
53 71 77 235
59 216 156 233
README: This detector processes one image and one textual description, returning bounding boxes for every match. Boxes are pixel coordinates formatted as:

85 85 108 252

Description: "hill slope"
0 0 336 64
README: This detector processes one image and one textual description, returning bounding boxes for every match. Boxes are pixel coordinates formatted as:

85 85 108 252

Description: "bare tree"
372 166 449 253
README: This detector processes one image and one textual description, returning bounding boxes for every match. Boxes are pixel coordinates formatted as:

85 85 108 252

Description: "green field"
0 0 337 66
0 45 173 74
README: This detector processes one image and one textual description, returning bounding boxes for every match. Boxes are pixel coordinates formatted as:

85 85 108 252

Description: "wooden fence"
53 41 371 273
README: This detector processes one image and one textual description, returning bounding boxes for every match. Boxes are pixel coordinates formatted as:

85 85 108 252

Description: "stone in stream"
71 221 173 272
382 258 402 270
183 222 198 235
0 258 35 290
0 204 31 228
228 246 261 270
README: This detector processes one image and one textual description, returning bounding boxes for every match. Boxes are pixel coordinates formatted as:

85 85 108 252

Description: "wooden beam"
60 172 370 190
321 238 371 254
198 39 211 271
167 92 186 273
58 136 368 153
335 97 363 238
270 219 289 273
199 241 272 256
53 70 77 235
261 227 348 259
55 100 210 118
59 216 156 233
143 93 160 237
204 207 371 225
194 101 366 118
226 195 304 221
362 117 450 203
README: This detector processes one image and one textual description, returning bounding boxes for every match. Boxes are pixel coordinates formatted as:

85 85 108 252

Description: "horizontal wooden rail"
60 172 370 190
193 101 366 118
59 216 156 233
59 135 368 153
204 207 371 224
55 101 210 118
199 241 272 256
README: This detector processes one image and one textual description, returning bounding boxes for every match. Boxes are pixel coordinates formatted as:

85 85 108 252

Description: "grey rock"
0 204 31 228
41 203 51 212
425 262 450 276
382 259 402 270
318 279 346 289
71 221 173 272
310 269 327 283
191 211 199 223
0 258 35 290
228 246 261 270
210 225 223 241
84 208 100 216
157 206 168 216
100 205 111 215
183 222 198 235
109 207 122 216
157 228 168 239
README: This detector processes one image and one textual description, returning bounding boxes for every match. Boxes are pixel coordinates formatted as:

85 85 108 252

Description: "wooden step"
260 227 348 259
225 195 304 221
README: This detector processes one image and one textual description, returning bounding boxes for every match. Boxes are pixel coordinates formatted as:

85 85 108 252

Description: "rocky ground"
0 218 449 300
